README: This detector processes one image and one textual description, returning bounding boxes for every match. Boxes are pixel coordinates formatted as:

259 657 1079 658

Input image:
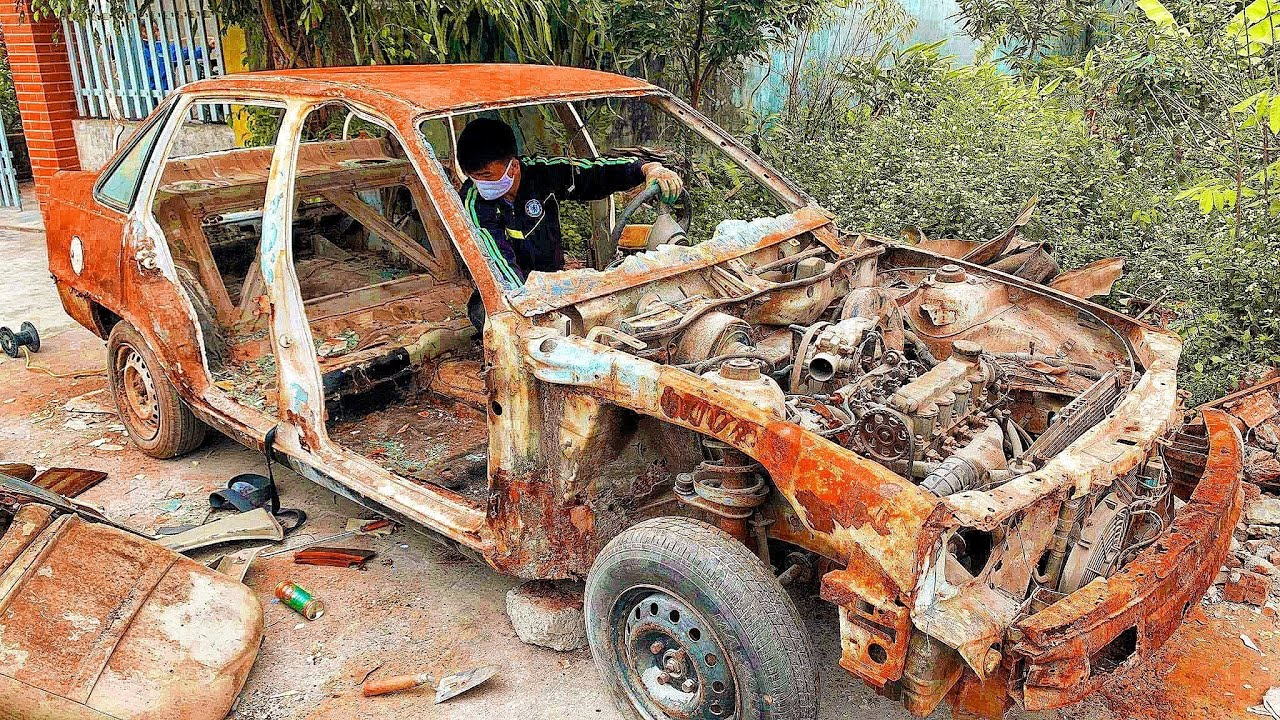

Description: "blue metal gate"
62 0 227 121
0 113 21 209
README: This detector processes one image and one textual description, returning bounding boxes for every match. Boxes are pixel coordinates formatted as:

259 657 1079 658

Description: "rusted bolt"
680 678 697 693
656 673 670 685
650 640 665 655
664 657 678 672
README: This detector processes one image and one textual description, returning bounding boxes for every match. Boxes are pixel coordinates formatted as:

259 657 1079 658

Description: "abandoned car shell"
0 503 262 719
40 64 1242 719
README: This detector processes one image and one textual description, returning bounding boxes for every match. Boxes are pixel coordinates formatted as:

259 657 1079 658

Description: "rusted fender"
1009 408 1244 711
523 331 949 599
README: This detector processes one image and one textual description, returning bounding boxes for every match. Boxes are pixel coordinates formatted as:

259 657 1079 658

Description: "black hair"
457 117 517 175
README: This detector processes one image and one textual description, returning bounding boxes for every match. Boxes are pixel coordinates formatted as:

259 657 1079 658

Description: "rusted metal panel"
187 64 660 117
1010 409 1243 711
0 511 263 720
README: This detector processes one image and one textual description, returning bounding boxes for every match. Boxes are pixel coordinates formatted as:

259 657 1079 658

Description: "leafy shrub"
759 49 1278 402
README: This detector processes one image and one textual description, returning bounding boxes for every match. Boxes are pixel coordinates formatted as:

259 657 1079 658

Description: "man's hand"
641 162 684 204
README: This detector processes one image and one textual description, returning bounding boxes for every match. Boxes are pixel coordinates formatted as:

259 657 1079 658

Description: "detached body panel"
0 506 262 720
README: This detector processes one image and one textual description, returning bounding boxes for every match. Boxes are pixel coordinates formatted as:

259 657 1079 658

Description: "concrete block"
505 580 587 652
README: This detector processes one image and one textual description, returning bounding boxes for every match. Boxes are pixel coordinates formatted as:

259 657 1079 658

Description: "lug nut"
650 640 665 655
656 673 670 685
680 678 697 693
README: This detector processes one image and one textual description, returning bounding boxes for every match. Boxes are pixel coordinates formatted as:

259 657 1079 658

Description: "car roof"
183 64 663 117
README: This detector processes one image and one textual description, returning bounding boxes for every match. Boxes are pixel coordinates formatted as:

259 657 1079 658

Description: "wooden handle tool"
362 672 433 697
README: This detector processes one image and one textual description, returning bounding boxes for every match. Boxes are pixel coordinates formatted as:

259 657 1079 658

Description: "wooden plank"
319 189 446 277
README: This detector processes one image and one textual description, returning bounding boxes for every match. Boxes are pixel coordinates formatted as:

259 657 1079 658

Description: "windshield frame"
412 90 825 315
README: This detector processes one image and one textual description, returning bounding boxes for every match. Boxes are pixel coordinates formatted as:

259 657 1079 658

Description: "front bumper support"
1008 408 1244 710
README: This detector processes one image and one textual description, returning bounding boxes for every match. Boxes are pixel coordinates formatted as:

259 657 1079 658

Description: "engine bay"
537 221 1181 607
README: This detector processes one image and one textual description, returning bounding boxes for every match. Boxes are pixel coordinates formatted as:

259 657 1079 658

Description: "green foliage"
758 46 1277 402
0 48 20 134
954 0 1110 72
30 0 618 72
608 0 832 110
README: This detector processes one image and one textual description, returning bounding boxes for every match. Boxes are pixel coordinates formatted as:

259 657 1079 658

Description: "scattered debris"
276 580 327 620
505 580 588 652
213 546 265 583
30 467 108 497
362 665 498 703
0 462 35 481
1211 374 1280 491
1248 686 1280 718
63 388 116 415
345 516 395 535
294 546 377 568
263 518 394 557
156 508 285 553
1245 634 1265 655
317 329 360 358
212 354 278 410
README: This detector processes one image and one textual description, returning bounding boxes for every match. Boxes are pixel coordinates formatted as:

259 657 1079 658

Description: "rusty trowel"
362 665 497 703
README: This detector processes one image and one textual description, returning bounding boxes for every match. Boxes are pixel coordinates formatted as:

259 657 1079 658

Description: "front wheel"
107 322 207 459
585 517 818 720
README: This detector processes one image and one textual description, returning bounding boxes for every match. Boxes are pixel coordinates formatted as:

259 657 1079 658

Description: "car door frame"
246 96 497 555
116 90 290 452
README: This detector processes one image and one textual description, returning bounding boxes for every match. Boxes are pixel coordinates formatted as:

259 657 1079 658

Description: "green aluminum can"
275 580 326 620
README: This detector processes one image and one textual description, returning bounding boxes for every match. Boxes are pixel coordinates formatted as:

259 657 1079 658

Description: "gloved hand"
642 163 684 204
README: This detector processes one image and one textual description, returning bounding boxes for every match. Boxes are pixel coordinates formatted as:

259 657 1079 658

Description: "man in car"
457 117 683 329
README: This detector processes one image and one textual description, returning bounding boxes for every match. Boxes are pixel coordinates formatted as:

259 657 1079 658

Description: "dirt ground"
0 223 1274 719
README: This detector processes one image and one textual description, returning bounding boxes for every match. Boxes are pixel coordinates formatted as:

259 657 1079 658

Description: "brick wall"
0 3 81 207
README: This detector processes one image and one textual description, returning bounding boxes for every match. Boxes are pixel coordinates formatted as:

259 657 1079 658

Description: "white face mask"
472 159 515 200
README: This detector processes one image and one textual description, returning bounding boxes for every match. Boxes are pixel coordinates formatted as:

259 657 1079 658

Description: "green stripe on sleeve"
466 185 524 287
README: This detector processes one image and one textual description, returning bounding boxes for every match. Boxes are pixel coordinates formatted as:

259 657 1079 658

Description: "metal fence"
0 115 21 208
63 0 227 121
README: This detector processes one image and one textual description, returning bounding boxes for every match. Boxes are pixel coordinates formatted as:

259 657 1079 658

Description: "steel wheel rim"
116 343 160 441
613 585 739 720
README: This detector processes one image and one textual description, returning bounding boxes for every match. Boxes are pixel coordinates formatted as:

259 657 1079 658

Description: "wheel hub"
118 345 160 440
620 590 737 719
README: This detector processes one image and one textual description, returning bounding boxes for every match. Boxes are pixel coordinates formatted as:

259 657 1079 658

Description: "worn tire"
107 322 207 458
585 517 818 720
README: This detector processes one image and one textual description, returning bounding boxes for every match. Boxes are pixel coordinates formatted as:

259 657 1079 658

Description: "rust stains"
1009 409 1243 711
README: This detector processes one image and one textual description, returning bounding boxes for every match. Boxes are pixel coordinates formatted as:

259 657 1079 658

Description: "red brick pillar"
0 3 81 207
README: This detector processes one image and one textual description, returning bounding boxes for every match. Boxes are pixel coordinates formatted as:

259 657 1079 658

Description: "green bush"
760 53 1278 402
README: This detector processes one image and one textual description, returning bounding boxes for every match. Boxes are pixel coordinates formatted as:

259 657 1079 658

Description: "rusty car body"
40 65 1242 719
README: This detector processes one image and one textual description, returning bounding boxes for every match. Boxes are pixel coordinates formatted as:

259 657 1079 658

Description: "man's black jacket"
461 156 646 287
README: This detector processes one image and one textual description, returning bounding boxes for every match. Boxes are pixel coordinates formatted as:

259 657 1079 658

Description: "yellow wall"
220 24 252 146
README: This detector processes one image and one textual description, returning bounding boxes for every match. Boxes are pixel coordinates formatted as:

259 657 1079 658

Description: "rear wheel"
585 517 817 720
107 322 207 458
